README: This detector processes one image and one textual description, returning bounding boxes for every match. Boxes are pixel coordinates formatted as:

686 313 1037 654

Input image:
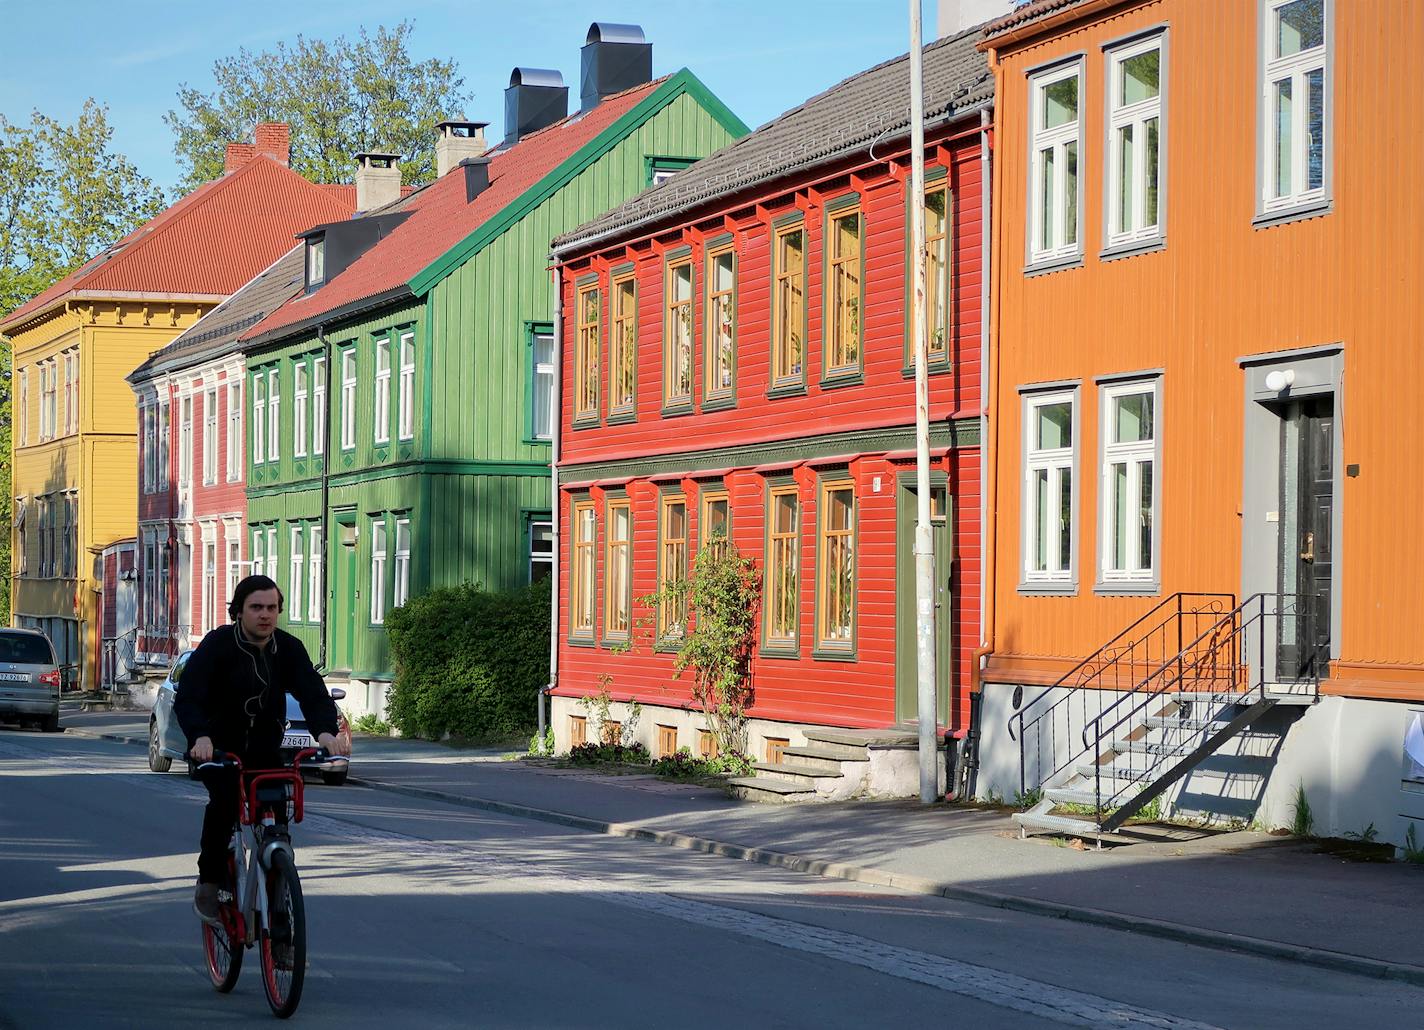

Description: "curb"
68 725 1424 988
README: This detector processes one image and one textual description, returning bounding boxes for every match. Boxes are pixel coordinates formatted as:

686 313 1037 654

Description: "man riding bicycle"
175 575 350 924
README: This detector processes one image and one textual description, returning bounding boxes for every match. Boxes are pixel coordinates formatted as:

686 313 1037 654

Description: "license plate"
282 733 315 749
0 673 28 682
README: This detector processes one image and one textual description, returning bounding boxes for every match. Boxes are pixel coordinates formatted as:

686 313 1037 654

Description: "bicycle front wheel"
203 856 242 992
259 849 306 1018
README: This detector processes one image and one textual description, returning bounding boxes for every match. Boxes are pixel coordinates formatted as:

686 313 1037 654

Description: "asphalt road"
0 728 1416 1029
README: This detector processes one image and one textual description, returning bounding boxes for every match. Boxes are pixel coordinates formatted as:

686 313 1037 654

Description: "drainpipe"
540 261 564 754
317 324 332 672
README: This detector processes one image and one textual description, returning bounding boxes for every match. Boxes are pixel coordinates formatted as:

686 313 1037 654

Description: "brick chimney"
254 123 291 167
224 142 256 173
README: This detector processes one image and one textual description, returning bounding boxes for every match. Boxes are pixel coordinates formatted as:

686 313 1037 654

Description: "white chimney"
436 121 489 178
939 0 1016 37
354 152 401 211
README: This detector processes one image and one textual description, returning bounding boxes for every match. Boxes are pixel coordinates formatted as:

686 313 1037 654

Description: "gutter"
316 323 332 672
540 260 565 754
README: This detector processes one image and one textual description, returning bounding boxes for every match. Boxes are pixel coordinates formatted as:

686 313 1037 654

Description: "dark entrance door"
1278 397 1333 681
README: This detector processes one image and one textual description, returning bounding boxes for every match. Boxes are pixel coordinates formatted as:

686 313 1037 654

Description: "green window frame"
662 247 695 414
569 496 597 644
608 269 638 422
702 237 737 409
903 167 953 376
822 196 864 387
603 493 633 643
573 279 601 427
645 155 698 187
656 490 688 646
813 474 857 659
699 482 731 559
761 478 800 656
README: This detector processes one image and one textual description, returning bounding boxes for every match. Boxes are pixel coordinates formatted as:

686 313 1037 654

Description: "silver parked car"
0 628 62 733
148 649 353 784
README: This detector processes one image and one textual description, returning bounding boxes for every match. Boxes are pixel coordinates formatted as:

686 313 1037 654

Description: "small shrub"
1403 824 1424 864
527 727 555 755
1012 788 1043 810
352 712 391 736
649 747 754 779
386 579 549 741
1343 822 1379 844
567 741 650 766
1290 782 1315 837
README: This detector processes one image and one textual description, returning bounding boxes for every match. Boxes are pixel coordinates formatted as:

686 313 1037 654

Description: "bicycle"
193 747 348 1018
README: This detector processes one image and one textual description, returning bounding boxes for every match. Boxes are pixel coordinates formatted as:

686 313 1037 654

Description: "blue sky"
2 0 936 193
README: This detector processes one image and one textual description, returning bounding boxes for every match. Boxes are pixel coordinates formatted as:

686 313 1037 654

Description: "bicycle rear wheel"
203 856 242 992
259 849 306 1018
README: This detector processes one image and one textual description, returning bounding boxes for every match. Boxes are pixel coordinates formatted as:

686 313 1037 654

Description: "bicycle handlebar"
193 748 350 773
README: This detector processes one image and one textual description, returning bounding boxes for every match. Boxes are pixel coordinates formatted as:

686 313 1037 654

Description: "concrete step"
727 776 817 804
802 726 926 751
751 761 839 786
780 745 866 774
788 734 870 761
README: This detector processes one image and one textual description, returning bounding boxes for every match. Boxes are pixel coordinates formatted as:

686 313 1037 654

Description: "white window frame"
200 529 218 635
370 518 387 624
17 368 27 447
529 518 553 583
307 525 323 622
158 399 171 487
226 380 242 482
62 350 76 436
374 338 391 445
1028 59 1085 266
293 361 308 458
13 497 26 577
397 333 415 441
178 395 194 488
252 374 266 465
1098 378 1161 589
340 349 357 451
224 525 242 604
142 405 156 493
1021 388 1079 590
394 517 411 608
250 526 264 578
265 526 278 580
203 387 218 485
289 525 304 622
532 330 555 442
312 356 327 457
1104 33 1166 250
1258 0 1331 218
266 369 279 463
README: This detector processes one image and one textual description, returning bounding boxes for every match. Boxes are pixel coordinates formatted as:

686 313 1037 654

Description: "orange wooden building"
974 0 1424 846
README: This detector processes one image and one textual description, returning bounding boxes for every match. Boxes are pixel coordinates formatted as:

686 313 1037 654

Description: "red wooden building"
549 31 992 797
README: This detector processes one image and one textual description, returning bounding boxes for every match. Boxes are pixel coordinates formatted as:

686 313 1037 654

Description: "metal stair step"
1111 739 1194 757
1012 811 1101 836
750 760 840 785
1044 787 1113 808
1144 715 1229 731
1075 763 1145 782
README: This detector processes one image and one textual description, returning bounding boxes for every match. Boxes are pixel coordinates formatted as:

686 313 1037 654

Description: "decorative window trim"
645 155 698 186
1026 56 1086 269
289 524 305 624
821 199 865 387
902 166 954 377
340 347 357 452
1102 29 1168 256
226 379 243 481
569 496 598 644
1020 385 1081 593
573 280 602 427
761 477 801 656
293 361 309 458
702 239 738 411
812 474 858 660
602 493 633 644
1255 0 1333 224
662 251 695 415
266 369 279 463
373 337 392 446
608 273 639 423
770 216 808 397
312 355 327 458
202 387 218 485
1096 376 1163 593
397 331 416 442
393 516 411 609
655 489 689 649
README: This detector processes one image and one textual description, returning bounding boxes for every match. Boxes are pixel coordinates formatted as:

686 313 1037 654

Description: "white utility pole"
909 0 938 804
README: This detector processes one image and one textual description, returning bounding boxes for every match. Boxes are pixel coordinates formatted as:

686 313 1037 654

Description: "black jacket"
174 624 339 758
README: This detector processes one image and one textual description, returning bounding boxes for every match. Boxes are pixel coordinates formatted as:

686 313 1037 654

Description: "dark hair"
228 575 285 621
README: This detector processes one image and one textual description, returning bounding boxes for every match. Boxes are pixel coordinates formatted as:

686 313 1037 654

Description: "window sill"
1253 200 1332 231
521 436 555 447
605 410 638 426
759 644 800 659
660 403 695 418
811 645 858 662
570 417 602 431
600 634 631 650
1018 579 1078 596
1023 254 1084 278
1100 237 1165 262
700 395 736 413
567 635 598 649
654 637 686 655
819 370 864 390
900 361 953 380
767 382 807 400
1094 581 1160 596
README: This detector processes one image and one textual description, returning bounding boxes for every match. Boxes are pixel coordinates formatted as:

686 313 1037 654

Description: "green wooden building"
235 29 746 711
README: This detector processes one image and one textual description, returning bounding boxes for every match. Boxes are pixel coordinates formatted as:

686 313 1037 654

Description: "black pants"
198 753 279 883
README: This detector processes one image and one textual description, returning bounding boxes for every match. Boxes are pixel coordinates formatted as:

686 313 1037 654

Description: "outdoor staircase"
1010 593 1321 843
729 727 933 803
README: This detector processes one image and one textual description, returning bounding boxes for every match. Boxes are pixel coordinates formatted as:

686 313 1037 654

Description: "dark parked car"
148 650 352 784
0 629 62 733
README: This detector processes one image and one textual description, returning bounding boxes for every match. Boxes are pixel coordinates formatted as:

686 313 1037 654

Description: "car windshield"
0 632 54 665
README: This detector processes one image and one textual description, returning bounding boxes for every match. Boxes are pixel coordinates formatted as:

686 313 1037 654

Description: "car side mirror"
329 687 346 701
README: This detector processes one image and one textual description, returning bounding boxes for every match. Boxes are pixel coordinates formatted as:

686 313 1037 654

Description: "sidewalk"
61 709 1424 986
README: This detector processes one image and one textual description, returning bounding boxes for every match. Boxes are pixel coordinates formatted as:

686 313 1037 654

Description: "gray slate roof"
552 25 993 255
127 244 307 385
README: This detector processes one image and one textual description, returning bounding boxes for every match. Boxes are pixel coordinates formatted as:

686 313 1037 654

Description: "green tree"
165 21 474 192
0 101 166 624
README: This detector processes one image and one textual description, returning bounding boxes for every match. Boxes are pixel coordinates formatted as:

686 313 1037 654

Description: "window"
1260 0 1329 215
398 333 415 441
201 536 218 634
704 246 736 404
306 235 325 291
266 369 279 462
225 532 242 604
569 714 588 747
203 388 218 485
340 349 356 450
252 374 266 464
158 400 170 487
647 156 697 186
226 381 242 481
142 405 156 493
307 525 323 622
370 518 387 624
764 486 800 649
289 525 304 621
1029 61 1083 264
529 519 553 583
604 498 632 640
925 183 951 361
772 224 806 390
39 360 56 441
701 488 730 559
574 284 600 423
17 369 27 447
12 499 25 577
657 724 678 758
312 357 327 456
664 259 694 408
658 494 687 640
531 328 555 441
141 536 155 626
293 362 308 457
156 538 171 633
570 499 596 639
816 480 855 650
394 517 411 608
62 350 77 435
825 207 862 377
1106 36 1163 248
179 395 193 487
374 338 391 445
251 526 265 577
1099 380 1160 586
266 526 277 580
61 494 76 578
609 275 637 417
1023 391 1077 586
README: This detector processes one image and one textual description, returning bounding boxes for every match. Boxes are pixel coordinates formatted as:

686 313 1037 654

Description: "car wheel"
40 712 61 734
320 770 347 786
148 720 172 772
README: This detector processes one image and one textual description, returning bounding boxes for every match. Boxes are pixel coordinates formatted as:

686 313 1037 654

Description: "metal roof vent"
580 23 651 112
460 157 491 204
504 68 568 146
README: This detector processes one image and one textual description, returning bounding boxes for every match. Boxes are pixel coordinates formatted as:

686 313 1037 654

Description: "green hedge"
385 579 549 741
